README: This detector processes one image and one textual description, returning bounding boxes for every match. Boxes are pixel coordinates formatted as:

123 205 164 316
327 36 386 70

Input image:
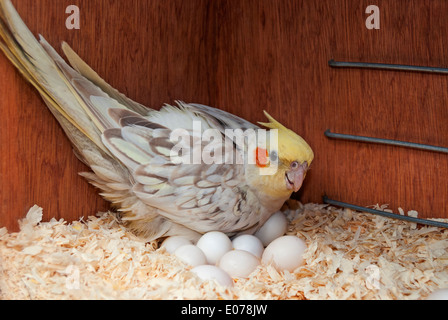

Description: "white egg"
191 265 234 287
255 211 288 246
219 250 260 279
161 236 192 254
174 245 207 267
232 235 264 259
426 288 448 300
196 231 233 265
262 236 307 272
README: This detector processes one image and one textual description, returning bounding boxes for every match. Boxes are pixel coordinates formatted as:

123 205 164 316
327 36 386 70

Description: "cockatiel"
0 0 313 241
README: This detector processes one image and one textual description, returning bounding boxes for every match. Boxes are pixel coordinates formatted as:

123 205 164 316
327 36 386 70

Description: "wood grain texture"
1 0 447 231
212 0 448 218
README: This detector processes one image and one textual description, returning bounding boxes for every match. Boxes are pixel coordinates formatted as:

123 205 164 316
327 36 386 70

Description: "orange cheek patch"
256 147 269 168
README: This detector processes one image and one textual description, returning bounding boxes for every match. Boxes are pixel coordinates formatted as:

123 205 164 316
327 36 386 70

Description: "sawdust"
0 202 447 300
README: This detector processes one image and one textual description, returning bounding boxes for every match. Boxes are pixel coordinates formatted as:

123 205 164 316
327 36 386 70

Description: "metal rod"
329 59 448 74
323 196 448 229
325 130 448 154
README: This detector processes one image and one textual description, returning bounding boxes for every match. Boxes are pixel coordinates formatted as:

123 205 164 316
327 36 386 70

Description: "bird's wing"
149 102 260 132
101 106 258 234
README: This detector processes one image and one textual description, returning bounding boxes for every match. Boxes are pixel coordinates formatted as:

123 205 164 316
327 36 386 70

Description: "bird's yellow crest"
259 111 314 166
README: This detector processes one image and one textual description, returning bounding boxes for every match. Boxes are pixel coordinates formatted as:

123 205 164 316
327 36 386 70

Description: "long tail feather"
61 42 150 116
0 0 143 156
0 0 104 149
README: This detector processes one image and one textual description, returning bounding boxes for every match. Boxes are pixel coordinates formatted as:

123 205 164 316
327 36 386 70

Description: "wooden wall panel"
212 0 448 219
1 0 447 231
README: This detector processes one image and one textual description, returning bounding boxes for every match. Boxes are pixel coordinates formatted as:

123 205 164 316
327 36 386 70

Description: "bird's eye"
291 161 299 169
270 151 278 162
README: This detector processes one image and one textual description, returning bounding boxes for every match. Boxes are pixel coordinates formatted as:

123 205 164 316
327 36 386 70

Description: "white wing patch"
99 103 260 234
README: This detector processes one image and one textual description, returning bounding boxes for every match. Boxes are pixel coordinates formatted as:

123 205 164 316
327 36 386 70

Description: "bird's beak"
285 162 308 192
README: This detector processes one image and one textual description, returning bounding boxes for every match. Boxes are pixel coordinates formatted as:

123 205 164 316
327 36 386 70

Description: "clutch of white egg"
160 211 307 287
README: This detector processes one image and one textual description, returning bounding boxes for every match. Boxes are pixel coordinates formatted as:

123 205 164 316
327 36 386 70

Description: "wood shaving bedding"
0 202 447 300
